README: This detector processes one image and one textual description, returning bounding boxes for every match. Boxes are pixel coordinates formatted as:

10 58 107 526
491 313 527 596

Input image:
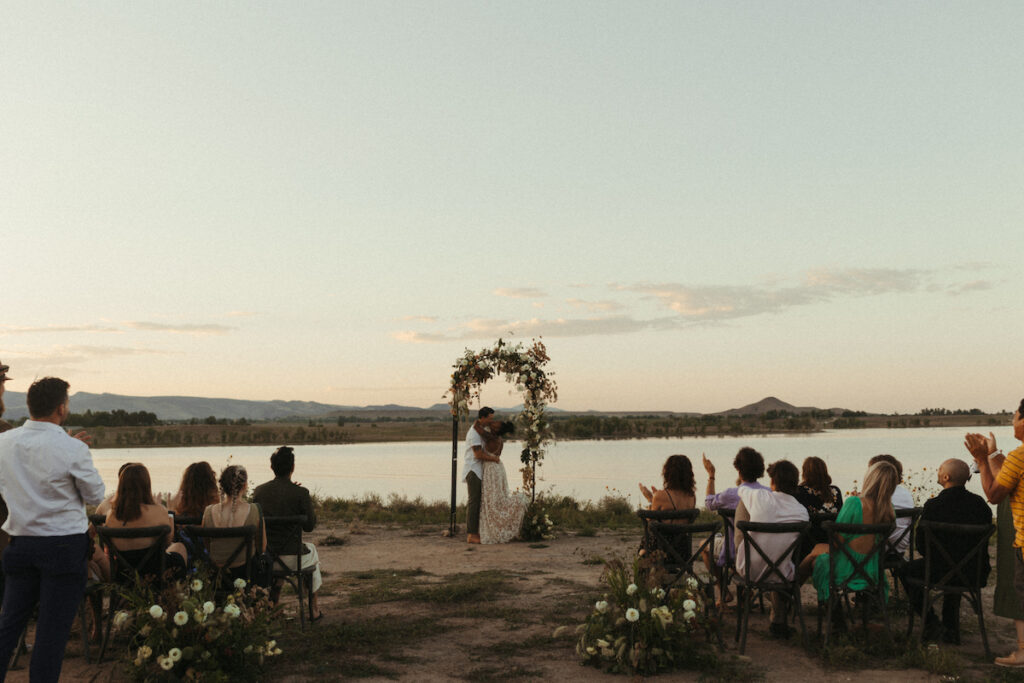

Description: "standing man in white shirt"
0 377 106 683
462 407 501 544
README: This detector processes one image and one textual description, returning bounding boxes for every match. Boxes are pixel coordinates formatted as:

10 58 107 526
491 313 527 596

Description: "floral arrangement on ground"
447 337 558 494
575 554 717 675
520 498 555 541
112 571 282 682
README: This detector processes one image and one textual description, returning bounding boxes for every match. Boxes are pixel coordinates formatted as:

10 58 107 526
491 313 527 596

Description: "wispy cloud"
395 267 938 343
946 280 994 295
400 315 438 322
0 324 120 335
125 321 234 335
7 344 174 369
566 298 624 313
493 287 546 299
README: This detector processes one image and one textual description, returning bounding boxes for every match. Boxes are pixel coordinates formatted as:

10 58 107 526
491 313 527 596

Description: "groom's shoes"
467 534 481 544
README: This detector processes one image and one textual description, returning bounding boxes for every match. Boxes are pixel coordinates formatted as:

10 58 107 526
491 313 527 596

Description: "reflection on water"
91 426 1005 507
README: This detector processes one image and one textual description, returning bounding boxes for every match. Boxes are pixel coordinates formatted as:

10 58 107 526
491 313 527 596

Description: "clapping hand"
639 483 658 502
701 453 715 478
964 432 996 464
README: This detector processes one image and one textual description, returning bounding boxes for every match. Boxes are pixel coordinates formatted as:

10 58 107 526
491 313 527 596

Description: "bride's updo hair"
219 465 248 499
496 421 515 437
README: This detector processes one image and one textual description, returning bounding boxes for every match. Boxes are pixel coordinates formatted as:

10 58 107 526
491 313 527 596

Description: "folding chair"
883 507 923 596
264 515 317 630
94 524 172 662
904 520 994 657
183 524 258 589
817 520 893 646
734 520 811 654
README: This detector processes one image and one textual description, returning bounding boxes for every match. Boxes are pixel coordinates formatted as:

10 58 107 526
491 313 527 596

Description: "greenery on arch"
447 338 558 497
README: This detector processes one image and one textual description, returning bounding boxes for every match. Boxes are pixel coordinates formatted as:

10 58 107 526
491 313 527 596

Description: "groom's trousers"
466 472 482 535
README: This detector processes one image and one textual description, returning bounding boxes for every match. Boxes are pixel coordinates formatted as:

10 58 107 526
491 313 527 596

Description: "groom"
463 406 502 544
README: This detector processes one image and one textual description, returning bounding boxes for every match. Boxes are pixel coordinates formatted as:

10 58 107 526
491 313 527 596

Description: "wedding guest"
202 465 267 580
639 454 697 515
0 360 11 433
798 461 898 615
462 407 501 545
734 459 809 638
94 461 142 517
966 400 1024 667
169 461 219 520
869 454 914 553
702 447 770 605
898 458 990 644
253 446 323 621
794 456 844 559
104 464 187 580
0 377 105 682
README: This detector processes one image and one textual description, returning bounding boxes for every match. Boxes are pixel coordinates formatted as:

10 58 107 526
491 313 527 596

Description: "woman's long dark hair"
113 464 155 523
801 456 835 504
662 455 696 494
175 461 219 518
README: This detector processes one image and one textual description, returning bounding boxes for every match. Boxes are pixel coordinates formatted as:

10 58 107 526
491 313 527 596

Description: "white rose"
233 578 247 590
683 599 696 612
625 608 640 622
173 611 189 626
686 577 698 590
203 601 216 615
595 600 609 614
224 603 241 618
684 610 696 621
191 579 203 591
626 584 638 596
149 605 164 619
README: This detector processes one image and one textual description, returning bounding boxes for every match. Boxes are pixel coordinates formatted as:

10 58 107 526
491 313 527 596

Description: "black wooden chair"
184 524 259 589
636 509 718 599
715 508 738 606
817 521 894 646
94 524 172 662
734 520 811 654
904 520 994 657
263 515 317 630
883 507 923 596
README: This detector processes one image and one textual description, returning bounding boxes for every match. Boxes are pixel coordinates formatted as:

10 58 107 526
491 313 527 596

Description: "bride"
476 420 529 544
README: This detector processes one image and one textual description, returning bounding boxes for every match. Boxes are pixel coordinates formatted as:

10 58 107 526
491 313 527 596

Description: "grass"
345 568 515 606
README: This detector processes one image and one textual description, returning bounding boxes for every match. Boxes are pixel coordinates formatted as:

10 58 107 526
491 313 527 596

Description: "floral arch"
445 339 557 535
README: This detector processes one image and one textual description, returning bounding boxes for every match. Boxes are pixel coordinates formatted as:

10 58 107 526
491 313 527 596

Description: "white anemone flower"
233 578 247 590
173 611 189 626
625 608 640 622
191 579 203 591
168 647 182 662
683 599 697 611
159 657 174 671
203 601 216 615
148 605 164 619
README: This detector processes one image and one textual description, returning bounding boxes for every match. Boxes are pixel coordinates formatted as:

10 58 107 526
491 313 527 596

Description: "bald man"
899 458 991 644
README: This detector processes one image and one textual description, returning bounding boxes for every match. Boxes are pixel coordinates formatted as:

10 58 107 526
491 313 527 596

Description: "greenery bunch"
520 499 555 541
113 570 281 681
446 337 558 496
576 555 716 675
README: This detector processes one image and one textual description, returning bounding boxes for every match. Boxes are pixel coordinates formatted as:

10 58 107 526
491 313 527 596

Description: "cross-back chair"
817 520 894 646
883 507 923 596
94 524 172 663
904 520 994 657
637 510 718 596
263 515 317 630
183 524 258 590
734 520 811 654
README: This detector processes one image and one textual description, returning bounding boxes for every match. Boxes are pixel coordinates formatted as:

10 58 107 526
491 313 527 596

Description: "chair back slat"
822 521 893 593
183 524 258 582
917 520 994 590
263 515 311 574
96 524 171 585
736 520 810 587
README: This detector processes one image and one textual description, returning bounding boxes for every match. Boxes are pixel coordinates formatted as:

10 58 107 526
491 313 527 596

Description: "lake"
92 425 1005 508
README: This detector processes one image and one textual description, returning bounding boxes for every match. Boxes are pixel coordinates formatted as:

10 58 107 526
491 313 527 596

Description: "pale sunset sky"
2 3 1022 414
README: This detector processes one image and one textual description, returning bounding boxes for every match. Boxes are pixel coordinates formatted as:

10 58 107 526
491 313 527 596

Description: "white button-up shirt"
0 420 106 536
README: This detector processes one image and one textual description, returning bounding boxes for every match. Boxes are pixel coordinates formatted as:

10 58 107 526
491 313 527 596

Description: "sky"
2 2 1023 415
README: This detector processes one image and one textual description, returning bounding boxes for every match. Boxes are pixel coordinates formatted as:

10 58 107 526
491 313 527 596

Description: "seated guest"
169 461 219 520
869 454 915 553
798 461 898 605
202 465 267 581
253 446 324 620
702 447 770 604
899 458 991 644
734 459 810 637
94 461 142 517
104 464 187 581
639 454 697 515
794 456 844 559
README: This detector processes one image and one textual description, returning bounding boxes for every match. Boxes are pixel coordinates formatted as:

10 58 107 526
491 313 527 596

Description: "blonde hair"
861 461 898 525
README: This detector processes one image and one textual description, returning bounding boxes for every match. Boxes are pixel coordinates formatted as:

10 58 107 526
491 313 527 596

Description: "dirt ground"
11 523 1015 682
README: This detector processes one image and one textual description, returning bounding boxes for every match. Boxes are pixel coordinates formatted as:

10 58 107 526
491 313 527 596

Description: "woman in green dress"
797 461 899 600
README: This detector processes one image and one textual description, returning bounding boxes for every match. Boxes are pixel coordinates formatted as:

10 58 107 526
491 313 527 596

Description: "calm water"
92 426 1004 507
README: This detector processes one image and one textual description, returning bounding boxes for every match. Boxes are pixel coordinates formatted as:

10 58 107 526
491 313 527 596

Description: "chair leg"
738 587 752 655
78 598 92 665
296 575 306 631
98 594 117 664
973 591 991 660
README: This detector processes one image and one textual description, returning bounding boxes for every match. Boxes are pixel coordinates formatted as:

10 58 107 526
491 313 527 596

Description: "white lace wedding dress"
479 458 529 544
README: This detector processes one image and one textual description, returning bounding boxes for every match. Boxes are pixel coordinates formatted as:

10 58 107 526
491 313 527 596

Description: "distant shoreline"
39 411 1009 449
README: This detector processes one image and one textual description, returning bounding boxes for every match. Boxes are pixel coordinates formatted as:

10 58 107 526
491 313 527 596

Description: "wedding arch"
445 338 558 537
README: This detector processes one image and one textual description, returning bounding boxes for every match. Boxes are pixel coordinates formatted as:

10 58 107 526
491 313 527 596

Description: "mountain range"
1 391 848 422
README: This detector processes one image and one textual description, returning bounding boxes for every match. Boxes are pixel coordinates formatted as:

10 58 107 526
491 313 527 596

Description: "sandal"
996 644 1024 668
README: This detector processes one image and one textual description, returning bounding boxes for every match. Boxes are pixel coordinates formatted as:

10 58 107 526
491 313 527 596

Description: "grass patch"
576 526 597 537
273 615 442 679
697 655 767 682
900 644 962 677
476 633 561 658
346 569 514 606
